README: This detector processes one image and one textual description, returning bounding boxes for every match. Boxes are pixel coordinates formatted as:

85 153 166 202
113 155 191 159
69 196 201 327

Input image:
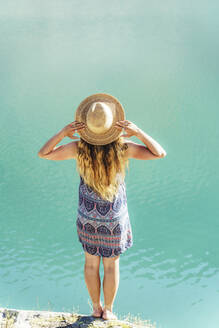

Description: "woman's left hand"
115 120 140 138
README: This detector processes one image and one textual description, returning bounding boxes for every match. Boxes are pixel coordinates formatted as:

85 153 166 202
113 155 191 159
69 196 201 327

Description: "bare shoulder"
65 140 79 158
123 139 163 160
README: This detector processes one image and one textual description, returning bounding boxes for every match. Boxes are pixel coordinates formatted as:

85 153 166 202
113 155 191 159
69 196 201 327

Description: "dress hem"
79 240 133 258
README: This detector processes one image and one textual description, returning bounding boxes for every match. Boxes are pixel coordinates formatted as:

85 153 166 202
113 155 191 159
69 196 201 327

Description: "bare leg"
102 255 120 320
84 251 103 317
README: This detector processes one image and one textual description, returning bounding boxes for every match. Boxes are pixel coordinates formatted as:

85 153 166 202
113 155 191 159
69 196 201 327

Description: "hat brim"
75 93 125 145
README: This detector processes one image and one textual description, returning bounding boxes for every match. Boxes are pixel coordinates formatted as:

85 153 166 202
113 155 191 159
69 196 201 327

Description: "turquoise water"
1 1 219 327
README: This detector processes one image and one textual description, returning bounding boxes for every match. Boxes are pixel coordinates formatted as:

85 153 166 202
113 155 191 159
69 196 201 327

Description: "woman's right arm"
38 121 85 160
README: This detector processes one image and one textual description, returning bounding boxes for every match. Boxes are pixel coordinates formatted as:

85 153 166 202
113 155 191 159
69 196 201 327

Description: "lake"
1 1 219 327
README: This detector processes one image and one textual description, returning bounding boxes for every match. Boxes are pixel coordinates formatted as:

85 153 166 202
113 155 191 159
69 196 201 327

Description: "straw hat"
74 93 125 145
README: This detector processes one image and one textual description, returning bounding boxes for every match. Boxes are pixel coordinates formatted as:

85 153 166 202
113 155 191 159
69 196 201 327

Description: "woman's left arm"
135 128 167 157
116 120 167 158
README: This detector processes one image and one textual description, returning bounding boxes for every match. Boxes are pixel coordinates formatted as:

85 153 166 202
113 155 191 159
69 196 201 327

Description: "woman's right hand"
61 121 85 139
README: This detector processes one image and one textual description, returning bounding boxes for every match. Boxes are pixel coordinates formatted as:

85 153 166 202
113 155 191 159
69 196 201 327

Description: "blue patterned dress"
76 174 133 257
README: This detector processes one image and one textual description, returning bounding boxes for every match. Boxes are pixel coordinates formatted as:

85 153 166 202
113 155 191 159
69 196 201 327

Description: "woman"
38 93 167 320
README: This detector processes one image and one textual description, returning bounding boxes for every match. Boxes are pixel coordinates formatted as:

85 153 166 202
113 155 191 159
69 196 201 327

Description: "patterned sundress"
76 174 133 257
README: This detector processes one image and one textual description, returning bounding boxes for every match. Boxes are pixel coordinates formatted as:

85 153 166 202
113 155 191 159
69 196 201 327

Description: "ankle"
103 305 113 312
93 302 102 309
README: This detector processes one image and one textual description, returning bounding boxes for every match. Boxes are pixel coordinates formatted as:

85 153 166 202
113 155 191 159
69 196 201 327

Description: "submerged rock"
0 308 155 328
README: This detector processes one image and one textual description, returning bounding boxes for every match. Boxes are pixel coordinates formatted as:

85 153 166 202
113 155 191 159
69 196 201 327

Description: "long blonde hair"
76 137 129 202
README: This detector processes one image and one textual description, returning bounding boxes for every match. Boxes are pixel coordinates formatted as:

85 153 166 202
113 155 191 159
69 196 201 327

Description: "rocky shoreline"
0 308 155 328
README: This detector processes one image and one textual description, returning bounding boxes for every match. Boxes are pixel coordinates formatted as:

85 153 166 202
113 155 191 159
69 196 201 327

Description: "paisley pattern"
84 198 95 212
96 203 111 216
76 175 133 258
97 225 111 235
113 224 122 235
84 223 95 233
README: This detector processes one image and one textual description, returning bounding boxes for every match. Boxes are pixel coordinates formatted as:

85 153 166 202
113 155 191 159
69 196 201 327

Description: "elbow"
158 151 167 158
38 151 44 158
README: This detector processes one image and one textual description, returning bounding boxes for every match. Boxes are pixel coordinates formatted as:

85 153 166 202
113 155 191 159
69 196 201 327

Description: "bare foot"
102 308 117 320
92 305 103 318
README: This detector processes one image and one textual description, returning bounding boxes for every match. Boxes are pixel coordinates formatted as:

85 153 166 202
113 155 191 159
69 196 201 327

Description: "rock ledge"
0 308 155 328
